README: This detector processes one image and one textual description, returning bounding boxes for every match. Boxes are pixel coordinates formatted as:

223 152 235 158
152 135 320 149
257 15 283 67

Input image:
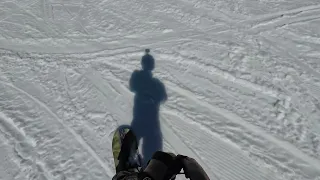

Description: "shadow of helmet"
141 50 155 71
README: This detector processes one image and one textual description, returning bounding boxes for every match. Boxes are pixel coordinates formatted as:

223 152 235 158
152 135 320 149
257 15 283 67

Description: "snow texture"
1 0 320 179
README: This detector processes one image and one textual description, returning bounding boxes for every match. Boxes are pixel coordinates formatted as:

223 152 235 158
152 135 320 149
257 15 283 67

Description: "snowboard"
112 126 143 173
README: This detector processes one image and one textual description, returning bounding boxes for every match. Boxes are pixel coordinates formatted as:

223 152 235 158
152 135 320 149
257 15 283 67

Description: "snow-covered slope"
1 0 320 179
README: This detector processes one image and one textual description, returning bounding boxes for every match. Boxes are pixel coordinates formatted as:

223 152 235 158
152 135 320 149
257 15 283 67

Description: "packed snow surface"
1 0 320 179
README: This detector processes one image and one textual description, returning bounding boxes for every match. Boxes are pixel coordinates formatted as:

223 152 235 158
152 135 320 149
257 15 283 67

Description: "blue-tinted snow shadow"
129 51 167 167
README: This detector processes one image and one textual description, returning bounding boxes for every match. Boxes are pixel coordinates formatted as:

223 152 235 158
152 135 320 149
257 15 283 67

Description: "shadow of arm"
129 71 138 92
159 81 168 103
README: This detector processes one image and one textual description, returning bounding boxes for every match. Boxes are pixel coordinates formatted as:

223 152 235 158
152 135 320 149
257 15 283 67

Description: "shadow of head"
141 50 155 71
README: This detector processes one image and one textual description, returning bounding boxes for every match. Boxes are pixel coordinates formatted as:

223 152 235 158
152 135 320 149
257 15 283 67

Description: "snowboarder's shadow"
129 50 167 167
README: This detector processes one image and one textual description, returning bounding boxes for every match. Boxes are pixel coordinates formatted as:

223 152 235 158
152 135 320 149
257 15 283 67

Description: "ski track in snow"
1 0 320 180
0 80 114 177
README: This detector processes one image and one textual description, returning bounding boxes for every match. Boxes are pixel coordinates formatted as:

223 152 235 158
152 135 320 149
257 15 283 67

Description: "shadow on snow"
129 49 167 167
